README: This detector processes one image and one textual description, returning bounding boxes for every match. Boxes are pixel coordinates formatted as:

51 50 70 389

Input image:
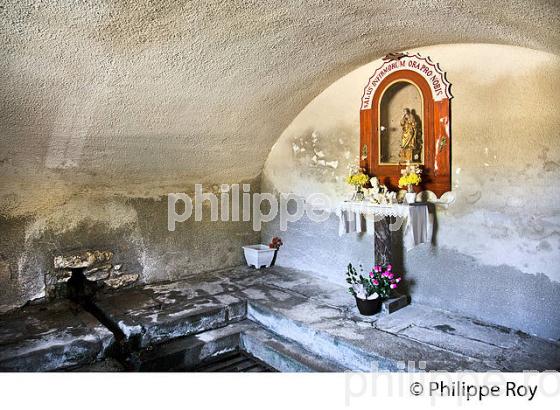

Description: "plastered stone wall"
0 182 260 312
263 44 560 340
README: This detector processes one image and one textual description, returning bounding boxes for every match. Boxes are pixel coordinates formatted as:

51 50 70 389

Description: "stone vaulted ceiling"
1 0 559 215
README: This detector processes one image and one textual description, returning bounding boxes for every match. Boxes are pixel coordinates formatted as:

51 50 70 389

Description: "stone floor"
1 265 559 372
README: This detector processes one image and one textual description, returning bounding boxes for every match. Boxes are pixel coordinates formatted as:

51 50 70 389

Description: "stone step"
247 299 381 371
240 325 348 372
135 322 246 371
92 289 247 348
244 286 493 372
134 320 347 372
0 301 114 372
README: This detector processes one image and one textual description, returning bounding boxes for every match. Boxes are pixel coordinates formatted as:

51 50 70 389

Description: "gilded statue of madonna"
399 108 421 162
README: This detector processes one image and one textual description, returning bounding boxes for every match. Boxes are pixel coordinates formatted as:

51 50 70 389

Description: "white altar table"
336 201 433 263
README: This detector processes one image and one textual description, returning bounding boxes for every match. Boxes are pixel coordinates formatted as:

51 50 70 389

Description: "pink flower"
374 265 381 273
395 277 401 283
390 283 397 289
386 264 392 272
388 273 394 280
372 279 379 286
369 272 374 278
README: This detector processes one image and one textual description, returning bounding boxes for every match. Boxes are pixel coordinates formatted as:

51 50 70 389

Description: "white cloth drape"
336 202 433 251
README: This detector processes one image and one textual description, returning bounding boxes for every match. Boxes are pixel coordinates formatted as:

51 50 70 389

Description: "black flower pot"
355 296 382 316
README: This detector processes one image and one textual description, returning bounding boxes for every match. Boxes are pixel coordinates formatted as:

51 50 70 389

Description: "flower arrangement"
268 237 283 249
398 162 422 193
346 166 370 201
398 172 421 188
345 263 401 300
345 170 369 187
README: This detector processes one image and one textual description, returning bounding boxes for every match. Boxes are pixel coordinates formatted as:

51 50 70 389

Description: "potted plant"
345 263 401 315
345 166 370 201
398 162 422 204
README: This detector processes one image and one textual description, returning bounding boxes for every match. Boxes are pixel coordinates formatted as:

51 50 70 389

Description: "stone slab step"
240 325 348 372
243 285 494 372
0 301 114 372
93 289 247 348
374 304 560 371
135 320 347 372
135 322 246 371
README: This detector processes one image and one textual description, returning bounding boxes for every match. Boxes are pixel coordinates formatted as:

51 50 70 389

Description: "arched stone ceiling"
1 0 559 214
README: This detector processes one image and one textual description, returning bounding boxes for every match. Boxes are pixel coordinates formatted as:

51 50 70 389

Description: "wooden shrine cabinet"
359 53 453 197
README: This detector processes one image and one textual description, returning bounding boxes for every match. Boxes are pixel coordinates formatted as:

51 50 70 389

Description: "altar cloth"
336 202 433 251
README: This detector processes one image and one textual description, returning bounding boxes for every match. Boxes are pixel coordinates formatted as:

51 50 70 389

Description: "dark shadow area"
66 268 133 368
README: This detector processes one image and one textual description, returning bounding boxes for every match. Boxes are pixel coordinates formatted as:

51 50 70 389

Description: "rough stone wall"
0 182 260 312
263 44 560 340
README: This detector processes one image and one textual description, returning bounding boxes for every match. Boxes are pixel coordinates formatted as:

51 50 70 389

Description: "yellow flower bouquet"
399 162 422 204
398 172 421 188
346 167 370 201
345 172 370 187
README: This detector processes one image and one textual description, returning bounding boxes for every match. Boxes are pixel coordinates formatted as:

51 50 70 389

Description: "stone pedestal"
381 294 409 314
374 216 392 265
